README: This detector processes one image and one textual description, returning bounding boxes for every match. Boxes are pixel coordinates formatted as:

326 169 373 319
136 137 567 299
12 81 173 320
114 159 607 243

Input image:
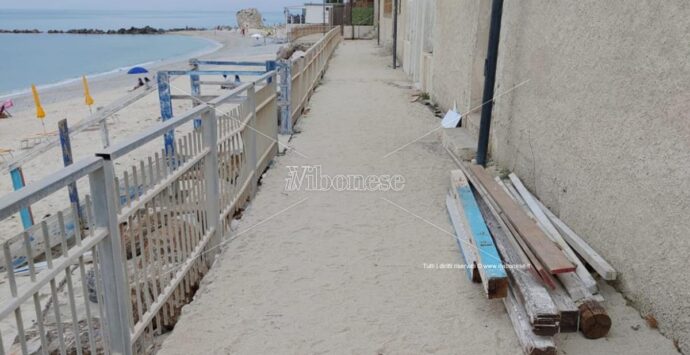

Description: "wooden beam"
468 164 575 274
508 173 598 293
579 299 612 339
499 177 593 300
532 197 617 281
454 159 556 289
547 281 580 333
445 194 481 283
504 286 557 355
475 190 560 336
450 170 508 299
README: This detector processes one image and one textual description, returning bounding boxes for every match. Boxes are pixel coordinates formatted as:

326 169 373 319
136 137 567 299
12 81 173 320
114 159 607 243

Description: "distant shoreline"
0 31 226 108
0 26 226 35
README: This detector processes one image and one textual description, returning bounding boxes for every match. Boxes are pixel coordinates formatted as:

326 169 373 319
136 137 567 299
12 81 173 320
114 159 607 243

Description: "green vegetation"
352 7 374 25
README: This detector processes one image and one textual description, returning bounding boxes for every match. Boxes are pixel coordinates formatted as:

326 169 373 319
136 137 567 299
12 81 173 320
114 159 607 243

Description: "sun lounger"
20 131 57 149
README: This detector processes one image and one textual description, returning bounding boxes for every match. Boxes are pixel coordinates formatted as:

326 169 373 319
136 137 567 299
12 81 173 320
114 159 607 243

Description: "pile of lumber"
445 161 617 355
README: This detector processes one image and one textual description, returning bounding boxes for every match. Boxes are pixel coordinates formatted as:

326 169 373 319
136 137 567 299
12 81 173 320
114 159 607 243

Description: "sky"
1 0 298 12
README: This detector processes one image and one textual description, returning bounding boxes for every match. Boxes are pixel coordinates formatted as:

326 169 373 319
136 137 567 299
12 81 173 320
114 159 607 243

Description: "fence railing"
278 26 342 134
0 24 340 354
0 72 278 355
287 24 334 43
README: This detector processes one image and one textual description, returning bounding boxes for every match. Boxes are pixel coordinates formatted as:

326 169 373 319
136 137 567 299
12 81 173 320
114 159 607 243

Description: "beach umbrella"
127 66 149 75
31 84 47 134
31 84 45 120
82 76 95 108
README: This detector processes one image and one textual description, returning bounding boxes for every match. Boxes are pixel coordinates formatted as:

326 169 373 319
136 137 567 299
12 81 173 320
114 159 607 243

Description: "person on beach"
144 77 151 89
129 78 144 92
234 75 241 84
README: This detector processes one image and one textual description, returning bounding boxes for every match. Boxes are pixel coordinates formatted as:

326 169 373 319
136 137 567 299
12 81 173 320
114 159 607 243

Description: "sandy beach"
0 29 282 240
0 28 287 350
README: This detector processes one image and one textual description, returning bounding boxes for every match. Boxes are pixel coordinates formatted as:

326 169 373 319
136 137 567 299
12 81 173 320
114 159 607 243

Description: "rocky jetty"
236 8 264 29
0 29 40 33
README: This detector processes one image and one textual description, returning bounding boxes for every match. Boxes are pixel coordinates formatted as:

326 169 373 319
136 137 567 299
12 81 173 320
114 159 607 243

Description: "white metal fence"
0 72 278 355
279 26 342 134
0 27 342 355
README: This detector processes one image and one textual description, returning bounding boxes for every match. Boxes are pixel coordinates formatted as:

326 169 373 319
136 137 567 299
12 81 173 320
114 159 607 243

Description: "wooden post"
579 299 611 339
58 119 84 230
190 60 202 128
157 72 175 158
9 167 34 229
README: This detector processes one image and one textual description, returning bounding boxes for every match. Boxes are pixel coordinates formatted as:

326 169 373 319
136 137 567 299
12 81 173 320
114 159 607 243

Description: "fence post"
201 108 221 257
157 72 175 157
58 119 85 230
89 161 133 355
277 60 293 134
247 84 258 197
190 60 202 128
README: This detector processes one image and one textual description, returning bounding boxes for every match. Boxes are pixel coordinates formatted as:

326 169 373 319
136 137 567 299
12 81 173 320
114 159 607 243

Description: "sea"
0 9 285 96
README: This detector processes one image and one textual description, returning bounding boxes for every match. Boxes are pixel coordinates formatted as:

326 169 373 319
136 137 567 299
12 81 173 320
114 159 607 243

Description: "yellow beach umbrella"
31 84 46 120
82 75 95 107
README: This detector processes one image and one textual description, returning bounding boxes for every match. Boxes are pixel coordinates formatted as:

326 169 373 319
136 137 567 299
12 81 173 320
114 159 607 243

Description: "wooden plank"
508 174 598 293
547 281 580 333
504 286 557 355
468 164 575 274
531 197 617 281
499 177 592 300
445 194 481 283
452 159 556 289
475 191 560 336
450 170 508 299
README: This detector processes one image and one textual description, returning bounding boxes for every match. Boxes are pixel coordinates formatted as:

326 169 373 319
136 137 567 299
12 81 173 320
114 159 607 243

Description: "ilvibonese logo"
284 165 405 192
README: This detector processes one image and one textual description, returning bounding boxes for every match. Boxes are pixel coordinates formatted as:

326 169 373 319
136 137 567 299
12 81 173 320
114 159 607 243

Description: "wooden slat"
447 154 557 291
445 194 481 283
532 197 617 281
450 170 508 299
468 165 575 274
474 191 560 336
508 174 598 293
504 287 557 355
498 178 591 300
547 281 580 333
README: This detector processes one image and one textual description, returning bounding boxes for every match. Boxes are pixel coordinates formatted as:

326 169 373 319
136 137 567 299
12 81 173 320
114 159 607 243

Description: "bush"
352 7 374 25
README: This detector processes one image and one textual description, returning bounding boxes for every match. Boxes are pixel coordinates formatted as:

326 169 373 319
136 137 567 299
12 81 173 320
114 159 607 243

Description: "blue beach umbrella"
127 66 149 74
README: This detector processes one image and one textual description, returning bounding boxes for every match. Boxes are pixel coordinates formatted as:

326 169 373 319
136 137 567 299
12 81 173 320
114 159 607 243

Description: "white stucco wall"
426 0 690 352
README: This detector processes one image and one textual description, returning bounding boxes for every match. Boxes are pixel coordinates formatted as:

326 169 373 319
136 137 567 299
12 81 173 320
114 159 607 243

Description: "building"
377 1 690 353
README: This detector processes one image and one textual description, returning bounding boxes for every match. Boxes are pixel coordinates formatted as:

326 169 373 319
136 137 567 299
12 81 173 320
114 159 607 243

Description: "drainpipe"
392 0 398 69
476 0 504 166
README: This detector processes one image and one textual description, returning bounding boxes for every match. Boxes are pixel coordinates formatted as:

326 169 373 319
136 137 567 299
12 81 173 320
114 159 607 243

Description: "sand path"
158 40 677 354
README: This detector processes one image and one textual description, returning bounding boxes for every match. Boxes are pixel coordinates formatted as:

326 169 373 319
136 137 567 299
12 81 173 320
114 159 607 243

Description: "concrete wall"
425 0 690 351
431 0 491 138
492 2 690 351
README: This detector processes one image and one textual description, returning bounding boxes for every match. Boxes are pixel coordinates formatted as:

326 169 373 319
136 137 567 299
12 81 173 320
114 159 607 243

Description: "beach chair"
0 99 13 118
20 130 57 149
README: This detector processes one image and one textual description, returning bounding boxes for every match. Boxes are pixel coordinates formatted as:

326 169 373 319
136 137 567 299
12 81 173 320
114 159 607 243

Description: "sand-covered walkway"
159 40 677 354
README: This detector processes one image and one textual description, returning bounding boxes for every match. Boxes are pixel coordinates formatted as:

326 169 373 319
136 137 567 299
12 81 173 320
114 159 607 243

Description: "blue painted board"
10 168 34 229
456 184 507 281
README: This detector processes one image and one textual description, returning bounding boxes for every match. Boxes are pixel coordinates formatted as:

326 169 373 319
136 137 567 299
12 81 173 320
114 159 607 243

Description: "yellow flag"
82 75 95 106
31 84 46 120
